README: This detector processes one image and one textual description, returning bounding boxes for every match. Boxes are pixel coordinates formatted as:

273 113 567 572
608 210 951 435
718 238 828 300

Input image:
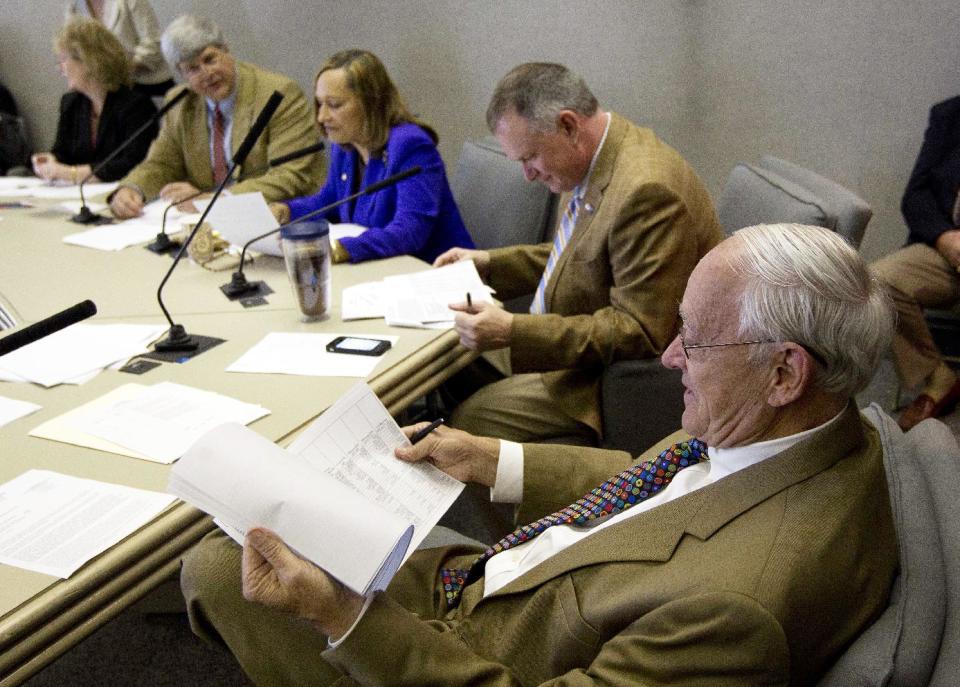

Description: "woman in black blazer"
31 16 157 184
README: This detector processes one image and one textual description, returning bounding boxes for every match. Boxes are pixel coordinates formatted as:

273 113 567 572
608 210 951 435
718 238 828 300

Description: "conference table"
0 196 475 685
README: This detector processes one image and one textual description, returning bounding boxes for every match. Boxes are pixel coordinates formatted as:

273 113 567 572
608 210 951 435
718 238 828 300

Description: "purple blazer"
285 122 473 263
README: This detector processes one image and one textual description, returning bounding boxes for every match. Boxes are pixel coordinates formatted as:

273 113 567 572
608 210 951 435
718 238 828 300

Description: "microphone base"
146 233 181 255
154 324 199 353
220 272 267 300
71 206 112 225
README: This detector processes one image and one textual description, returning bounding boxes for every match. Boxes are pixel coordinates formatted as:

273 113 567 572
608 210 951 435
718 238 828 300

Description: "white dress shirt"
483 412 844 596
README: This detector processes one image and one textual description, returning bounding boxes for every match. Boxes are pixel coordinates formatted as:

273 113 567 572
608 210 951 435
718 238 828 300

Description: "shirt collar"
574 111 611 201
706 410 845 480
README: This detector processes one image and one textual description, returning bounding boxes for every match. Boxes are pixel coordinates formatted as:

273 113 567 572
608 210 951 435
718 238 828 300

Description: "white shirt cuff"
490 440 524 503
327 593 375 649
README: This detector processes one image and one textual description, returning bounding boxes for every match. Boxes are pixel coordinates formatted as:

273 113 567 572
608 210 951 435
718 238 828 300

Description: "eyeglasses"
677 331 775 359
676 320 827 366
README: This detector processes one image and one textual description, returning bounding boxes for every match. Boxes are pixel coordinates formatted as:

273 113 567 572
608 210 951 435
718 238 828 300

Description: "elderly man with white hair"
110 14 322 219
181 223 898 686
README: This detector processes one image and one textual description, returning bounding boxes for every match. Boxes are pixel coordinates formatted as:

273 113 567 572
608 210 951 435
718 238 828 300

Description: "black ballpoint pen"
409 417 444 444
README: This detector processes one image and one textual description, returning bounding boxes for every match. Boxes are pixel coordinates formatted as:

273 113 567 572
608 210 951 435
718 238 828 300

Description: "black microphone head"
233 91 284 167
156 88 190 117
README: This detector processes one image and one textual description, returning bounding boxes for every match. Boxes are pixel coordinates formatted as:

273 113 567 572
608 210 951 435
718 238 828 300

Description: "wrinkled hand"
433 247 491 279
159 182 202 212
242 527 364 640
269 202 291 224
395 423 499 487
449 300 513 351
110 186 145 219
935 229 960 268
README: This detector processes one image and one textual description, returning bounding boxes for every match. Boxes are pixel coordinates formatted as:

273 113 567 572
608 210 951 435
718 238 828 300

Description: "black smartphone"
326 336 391 356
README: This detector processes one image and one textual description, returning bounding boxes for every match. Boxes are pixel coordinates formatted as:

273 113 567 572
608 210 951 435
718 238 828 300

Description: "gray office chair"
717 159 873 248
451 136 556 251
718 162 837 235
759 156 872 248
600 359 683 456
818 405 960 686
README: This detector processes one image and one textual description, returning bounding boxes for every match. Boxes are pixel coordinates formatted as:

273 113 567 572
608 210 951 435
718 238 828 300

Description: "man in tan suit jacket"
436 63 723 446
182 224 899 685
109 15 321 219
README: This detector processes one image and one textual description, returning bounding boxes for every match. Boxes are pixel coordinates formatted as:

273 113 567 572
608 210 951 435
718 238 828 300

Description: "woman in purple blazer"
271 50 473 264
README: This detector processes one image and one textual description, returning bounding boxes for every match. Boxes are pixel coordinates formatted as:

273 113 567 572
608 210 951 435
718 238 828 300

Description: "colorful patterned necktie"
212 105 228 186
530 192 580 314
441 438 707 609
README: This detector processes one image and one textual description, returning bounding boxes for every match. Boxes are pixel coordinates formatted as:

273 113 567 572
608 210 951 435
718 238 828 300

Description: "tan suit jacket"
120 61 323 203
487 114 723 432
326 405 897 685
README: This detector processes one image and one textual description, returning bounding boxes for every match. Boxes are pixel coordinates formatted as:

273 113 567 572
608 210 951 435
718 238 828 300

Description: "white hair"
727 223 893 396
161 15 226 70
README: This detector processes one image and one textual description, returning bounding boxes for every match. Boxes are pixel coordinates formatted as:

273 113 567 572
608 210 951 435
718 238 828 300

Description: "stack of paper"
342 260 495 327
63 199 200 251
30 381 271 464
227 332 398 378
0 323 166 386
0 469 175 578
169 382 463 595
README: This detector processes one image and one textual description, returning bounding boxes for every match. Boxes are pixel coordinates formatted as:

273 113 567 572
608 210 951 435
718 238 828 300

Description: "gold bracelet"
71 166 78 184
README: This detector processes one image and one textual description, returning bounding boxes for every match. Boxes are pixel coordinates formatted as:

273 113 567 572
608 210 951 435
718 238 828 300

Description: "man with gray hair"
435 62 723 448
110 15 322 218
182 224 898 685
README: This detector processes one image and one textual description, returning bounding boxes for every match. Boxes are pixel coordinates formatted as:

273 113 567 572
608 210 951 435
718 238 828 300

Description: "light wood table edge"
0 331 475 685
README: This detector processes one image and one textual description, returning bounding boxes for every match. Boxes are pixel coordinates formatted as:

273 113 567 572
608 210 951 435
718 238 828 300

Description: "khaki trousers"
872 243 960 389
180 529 483 687
448 348 597 445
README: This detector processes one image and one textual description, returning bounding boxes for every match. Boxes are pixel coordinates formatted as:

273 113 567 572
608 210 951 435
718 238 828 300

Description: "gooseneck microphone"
0 300 97 357
154 91 284 353
221 165 423 299
145 188 206 254
73 89 189 225
268 141 324 167
148 141 325 255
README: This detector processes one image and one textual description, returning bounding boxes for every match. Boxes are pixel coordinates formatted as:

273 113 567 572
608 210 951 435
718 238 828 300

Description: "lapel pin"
340 172 348 182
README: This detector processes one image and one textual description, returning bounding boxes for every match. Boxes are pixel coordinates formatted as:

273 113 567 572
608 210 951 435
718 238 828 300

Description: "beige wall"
3 1 958 260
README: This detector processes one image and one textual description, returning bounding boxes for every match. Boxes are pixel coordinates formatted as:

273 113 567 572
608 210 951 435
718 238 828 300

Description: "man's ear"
556 110 579 140
766 343 816 407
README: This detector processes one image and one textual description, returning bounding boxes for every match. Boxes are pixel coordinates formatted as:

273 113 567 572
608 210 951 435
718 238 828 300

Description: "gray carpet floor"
21 357 960 686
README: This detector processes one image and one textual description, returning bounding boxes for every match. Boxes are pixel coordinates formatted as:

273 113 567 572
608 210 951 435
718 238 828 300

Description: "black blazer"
901 95 960 246
51 86 158 182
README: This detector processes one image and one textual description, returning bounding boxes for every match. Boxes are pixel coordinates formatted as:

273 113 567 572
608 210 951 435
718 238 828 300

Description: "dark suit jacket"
120 61 323 202
326 405 897 686
51 87 157 181
485 113 723 432
902 95 960 245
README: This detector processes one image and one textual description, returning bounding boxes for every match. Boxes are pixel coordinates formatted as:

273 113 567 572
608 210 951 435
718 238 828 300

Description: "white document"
382 260 494 328
227 332 397 378
0 469 175 578
76 381 270 464
0 323 166 387
0 177 47 197
169 382 463 595
287 382 463 558
196 192 282 256
341 281 386 321
0 395 41 427
63 221 158 251
31 181 118 201
329 222 367 242
56 200 109 216
99 199 200 245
